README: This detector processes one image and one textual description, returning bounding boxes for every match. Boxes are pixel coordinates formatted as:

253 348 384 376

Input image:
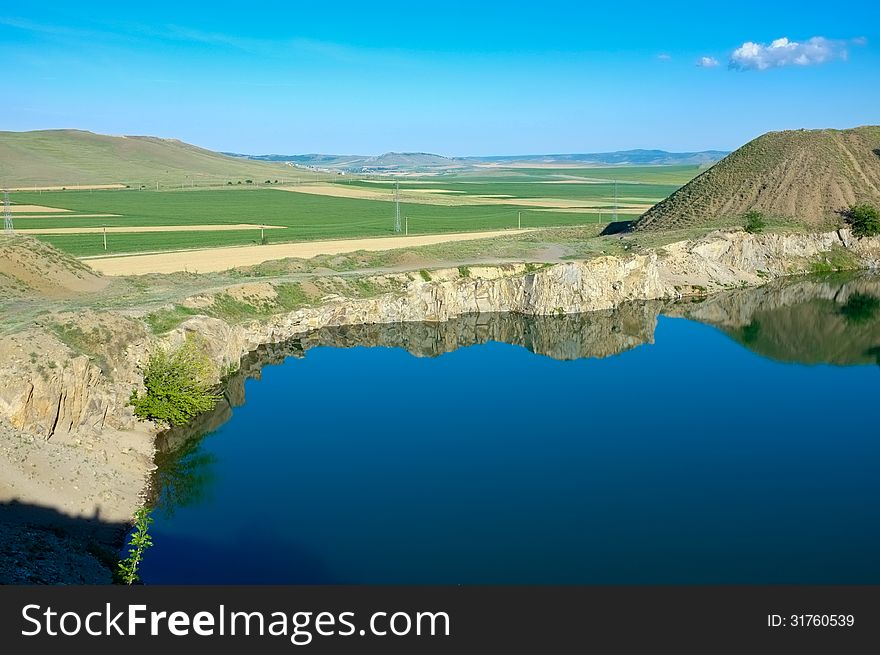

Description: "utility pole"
518 211 521 229
3 190 13 234
613 179 618 221
394 183 401 233
102 225 107 251
405 216 408 236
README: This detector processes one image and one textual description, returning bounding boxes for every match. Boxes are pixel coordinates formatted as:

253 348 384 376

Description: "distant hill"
0 130 294 187
463 149 728 167
636 126 880 231
225 151 470 173
225 149 728 172
0 129 728 185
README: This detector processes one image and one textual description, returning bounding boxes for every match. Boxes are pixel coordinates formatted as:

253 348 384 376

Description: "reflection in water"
151 273 880 523
144 272 880 584
156 273 880 458
301 302 661 361
667 272 880 366
152 439 216 519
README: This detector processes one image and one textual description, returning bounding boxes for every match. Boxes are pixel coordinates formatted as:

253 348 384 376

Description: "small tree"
846 203 880 237
743 210 766 234
130 335 220 426
118 507 153 585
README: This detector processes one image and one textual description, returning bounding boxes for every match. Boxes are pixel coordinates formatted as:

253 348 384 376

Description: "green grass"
810 246 860 274
10 164 697 257
359 164 702 186
13 188 610 257
275 282 311 310
145 306 200 333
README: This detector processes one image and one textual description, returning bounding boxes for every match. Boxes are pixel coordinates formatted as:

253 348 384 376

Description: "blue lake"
141 274 880 584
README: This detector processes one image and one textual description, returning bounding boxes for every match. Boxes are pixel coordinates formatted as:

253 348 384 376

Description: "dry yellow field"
276 183 640 210
5 205 72 213
540 206 651 214
83 229 530 275
9 213 121 219
6 184 127 192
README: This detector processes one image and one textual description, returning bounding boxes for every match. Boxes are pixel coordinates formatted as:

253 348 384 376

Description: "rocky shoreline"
2 228 879 583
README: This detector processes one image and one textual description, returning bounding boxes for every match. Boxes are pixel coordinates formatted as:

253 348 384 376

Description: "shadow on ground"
0 500 127 584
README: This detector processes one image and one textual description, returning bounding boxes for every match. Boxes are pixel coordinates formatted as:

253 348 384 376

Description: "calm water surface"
141 274 880 583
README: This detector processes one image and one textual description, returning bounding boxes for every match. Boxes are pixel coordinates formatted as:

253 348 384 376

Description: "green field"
355 165 700 201
9 165 700 257
362 164 702 186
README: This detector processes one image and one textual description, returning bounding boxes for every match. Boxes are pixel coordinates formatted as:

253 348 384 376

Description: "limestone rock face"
0 333 109 440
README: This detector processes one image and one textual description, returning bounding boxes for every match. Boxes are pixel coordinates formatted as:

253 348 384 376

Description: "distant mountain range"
0 129 728 188
223 149 729 172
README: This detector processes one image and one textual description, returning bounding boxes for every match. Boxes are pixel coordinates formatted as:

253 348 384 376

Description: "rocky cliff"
2 229 880 444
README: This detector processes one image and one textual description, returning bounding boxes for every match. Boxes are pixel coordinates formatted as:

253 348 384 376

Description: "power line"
3 190 13 235
613 179 618 222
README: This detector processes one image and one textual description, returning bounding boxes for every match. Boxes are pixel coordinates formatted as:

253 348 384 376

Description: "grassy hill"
0 130 298 188
636 126 880 231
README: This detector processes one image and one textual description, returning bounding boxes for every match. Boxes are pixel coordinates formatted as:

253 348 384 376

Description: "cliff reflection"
666 273 880 366
301 303 661 361
157 272 880 459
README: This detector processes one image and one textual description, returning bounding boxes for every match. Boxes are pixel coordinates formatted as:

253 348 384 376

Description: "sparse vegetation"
846 203 880 237
419 269 432 282
274 282 311 310
810 246 859 274
743 210 767 234
349 278 382 298
145 305 199 334
458 265 471 278
50 321 112 374
638 126 880 232
129 335 220 427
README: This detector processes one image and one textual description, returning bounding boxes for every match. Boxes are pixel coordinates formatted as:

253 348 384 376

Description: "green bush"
846 204 880 237
419 269 432 282
458 265 471 278
743 210 766 234
130 335 220 426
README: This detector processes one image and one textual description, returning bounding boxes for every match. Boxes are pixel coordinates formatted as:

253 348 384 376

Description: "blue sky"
1 1 877 155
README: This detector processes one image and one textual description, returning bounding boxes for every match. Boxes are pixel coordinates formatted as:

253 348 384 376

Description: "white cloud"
729 36 848 71
696 56 720 68
657 53 672 61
